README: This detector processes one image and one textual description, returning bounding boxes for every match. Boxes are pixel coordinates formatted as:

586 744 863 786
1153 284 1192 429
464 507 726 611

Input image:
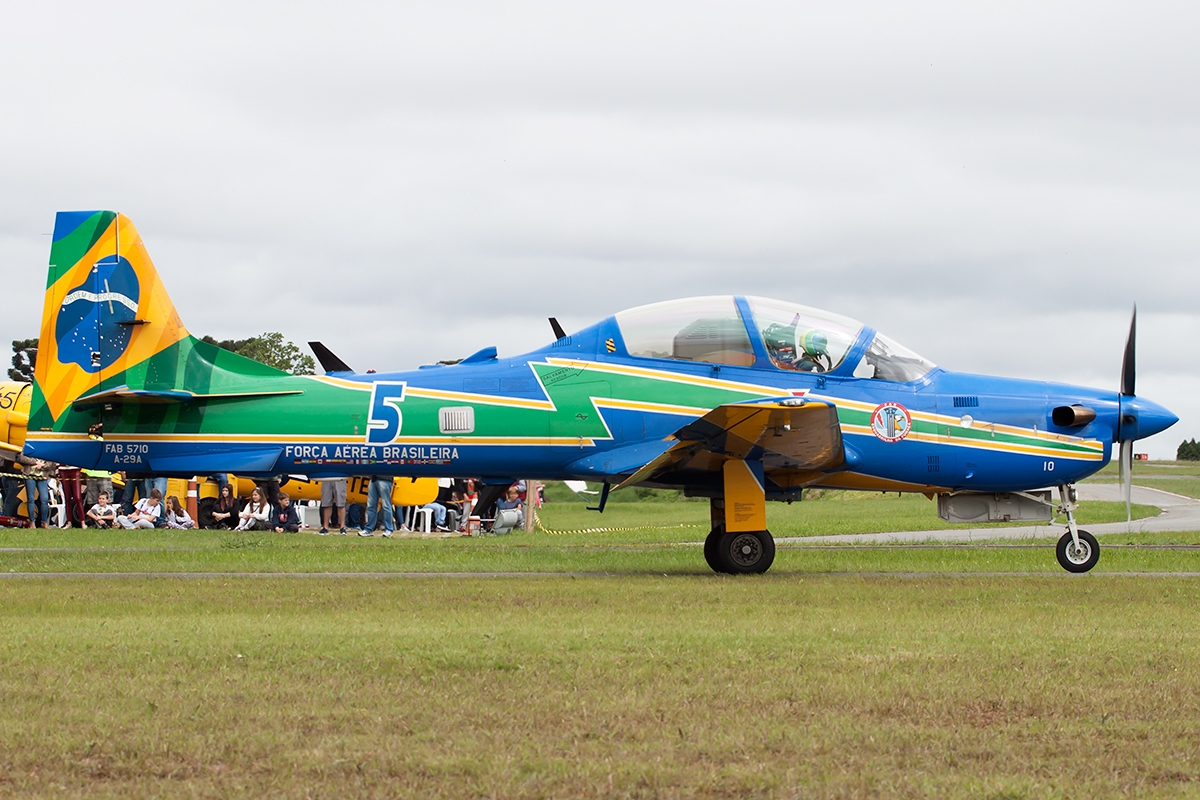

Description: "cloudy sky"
2 1 1196 457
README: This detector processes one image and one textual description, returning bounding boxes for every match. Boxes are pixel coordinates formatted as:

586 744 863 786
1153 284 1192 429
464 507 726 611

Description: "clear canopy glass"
744 296 863 374
851 331 936 382
613 295 936 382
615 297 756 366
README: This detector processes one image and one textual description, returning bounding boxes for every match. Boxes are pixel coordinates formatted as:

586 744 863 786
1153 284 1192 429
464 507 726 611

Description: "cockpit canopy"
613 295 936 382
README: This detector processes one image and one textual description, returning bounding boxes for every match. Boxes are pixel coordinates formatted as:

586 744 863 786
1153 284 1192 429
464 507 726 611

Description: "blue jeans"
2 475 22 517
142 477 168 501
24 479 50 525
423 502 447 527
364 479 394 532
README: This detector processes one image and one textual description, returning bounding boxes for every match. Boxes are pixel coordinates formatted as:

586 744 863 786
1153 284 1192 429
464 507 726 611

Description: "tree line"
9 333 314 381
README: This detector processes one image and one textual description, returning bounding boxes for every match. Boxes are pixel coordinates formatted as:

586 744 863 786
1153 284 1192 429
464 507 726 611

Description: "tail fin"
31 212 192 428
28 211 289 447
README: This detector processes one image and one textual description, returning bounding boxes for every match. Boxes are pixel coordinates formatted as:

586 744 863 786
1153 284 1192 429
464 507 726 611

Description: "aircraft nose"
1123 396 1179 441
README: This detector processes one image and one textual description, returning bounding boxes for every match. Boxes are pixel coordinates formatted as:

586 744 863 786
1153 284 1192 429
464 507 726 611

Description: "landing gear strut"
1055 484 1099 573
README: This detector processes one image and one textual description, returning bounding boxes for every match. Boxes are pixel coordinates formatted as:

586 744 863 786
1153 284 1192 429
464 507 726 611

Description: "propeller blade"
1121 439 1133 524
1120 305 1137 397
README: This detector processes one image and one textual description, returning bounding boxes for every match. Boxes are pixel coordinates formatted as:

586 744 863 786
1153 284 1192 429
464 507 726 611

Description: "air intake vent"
927 455 940 473
953 396 979 408
438 406 475 434
551 336 573 348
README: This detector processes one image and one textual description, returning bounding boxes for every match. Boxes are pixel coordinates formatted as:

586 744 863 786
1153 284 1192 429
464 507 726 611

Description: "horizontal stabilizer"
72 385 303 408
309 341 353 374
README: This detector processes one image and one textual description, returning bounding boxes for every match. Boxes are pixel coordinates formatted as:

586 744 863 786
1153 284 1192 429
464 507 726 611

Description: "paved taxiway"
778 484 1200 545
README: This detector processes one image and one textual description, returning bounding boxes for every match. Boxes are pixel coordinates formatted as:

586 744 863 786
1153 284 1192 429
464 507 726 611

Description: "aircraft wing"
614 400 844 492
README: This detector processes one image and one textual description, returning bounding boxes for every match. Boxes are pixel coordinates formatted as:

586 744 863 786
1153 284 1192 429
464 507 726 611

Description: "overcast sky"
2 1 1196 458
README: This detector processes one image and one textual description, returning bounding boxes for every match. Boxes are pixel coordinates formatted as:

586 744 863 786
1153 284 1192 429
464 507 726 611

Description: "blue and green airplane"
23 211 1177 573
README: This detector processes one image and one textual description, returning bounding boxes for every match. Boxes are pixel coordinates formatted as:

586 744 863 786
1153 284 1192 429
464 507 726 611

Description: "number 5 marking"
367 381 406 444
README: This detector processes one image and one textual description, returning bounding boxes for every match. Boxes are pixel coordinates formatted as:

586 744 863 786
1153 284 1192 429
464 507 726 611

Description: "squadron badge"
870 402 911 443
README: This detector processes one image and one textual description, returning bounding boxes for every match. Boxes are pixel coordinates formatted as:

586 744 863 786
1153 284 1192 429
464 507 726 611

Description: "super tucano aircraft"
24 211 1177 574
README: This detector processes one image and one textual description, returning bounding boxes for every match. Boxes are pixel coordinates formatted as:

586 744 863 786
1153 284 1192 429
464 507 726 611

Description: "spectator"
256 477 282 509
119 472 140 516
319 477 348 535
164 496 196 530
142 476 168 509
17 454 57 529
117 489 163 529
83 469 114 509
58 466 85 526
493 485 524 534
422 481 455 533
209 483 240 529
270 492 300 533
1 465 20 520
361 475 395 537
85 491 118 529
235 487 272 531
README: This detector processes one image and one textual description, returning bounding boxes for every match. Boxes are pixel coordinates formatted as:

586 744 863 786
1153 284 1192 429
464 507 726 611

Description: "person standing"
361 476 395 537
1 465 21 520
319 477 348 535
58 466 85 527
83 468 114 509
16 454 56 528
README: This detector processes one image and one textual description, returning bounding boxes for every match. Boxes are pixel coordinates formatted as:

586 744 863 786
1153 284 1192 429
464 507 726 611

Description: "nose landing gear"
1056 484 1099 573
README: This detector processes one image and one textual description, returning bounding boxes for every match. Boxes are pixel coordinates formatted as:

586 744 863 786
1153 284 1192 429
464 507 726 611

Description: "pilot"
764 323 831 373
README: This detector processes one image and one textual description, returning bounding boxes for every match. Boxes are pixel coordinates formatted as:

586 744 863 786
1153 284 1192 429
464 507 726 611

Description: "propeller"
1117 306 1136 523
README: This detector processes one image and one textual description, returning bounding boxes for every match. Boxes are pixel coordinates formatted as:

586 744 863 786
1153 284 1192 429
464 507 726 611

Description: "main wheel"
1056 530 1099 573
704 528 727 573
717 530 776 574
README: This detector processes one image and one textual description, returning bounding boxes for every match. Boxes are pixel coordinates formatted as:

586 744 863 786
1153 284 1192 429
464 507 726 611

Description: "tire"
717 530 776 575
1056 530 1099 573
197 497 218 529
704 528 726 573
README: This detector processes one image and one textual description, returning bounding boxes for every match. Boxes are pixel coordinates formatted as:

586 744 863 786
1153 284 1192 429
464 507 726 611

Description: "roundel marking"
870 401 911 443
54 255 140 373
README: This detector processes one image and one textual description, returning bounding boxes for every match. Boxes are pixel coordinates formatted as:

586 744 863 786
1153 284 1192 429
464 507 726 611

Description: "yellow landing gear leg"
705 460 775 574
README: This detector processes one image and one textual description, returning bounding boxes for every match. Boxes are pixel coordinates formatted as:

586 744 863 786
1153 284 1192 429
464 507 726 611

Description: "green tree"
1179 438 1200 461
201 332 315 375
9 338 37 381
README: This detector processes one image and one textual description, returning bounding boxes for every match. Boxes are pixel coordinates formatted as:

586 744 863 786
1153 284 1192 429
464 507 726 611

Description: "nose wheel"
1057 529 1099 573
704 527 775 574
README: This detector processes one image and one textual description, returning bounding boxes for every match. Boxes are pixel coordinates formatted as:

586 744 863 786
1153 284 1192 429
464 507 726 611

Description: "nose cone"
1124 396 1179 440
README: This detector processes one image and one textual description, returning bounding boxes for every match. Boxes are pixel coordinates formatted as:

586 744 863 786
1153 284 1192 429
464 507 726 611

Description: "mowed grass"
2 576 1200 798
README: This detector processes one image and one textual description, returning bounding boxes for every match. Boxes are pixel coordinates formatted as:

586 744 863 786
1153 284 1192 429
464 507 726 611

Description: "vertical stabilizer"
31 211 191 429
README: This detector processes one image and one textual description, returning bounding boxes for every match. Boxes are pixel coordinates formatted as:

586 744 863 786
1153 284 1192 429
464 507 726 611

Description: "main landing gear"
704 526 776 574
705 494 776 574
1055 484 1099 573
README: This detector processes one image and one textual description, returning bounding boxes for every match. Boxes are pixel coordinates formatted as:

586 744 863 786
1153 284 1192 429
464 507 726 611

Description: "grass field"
3 576 1200 798
1083 460 1200 499
2 487 1199 798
